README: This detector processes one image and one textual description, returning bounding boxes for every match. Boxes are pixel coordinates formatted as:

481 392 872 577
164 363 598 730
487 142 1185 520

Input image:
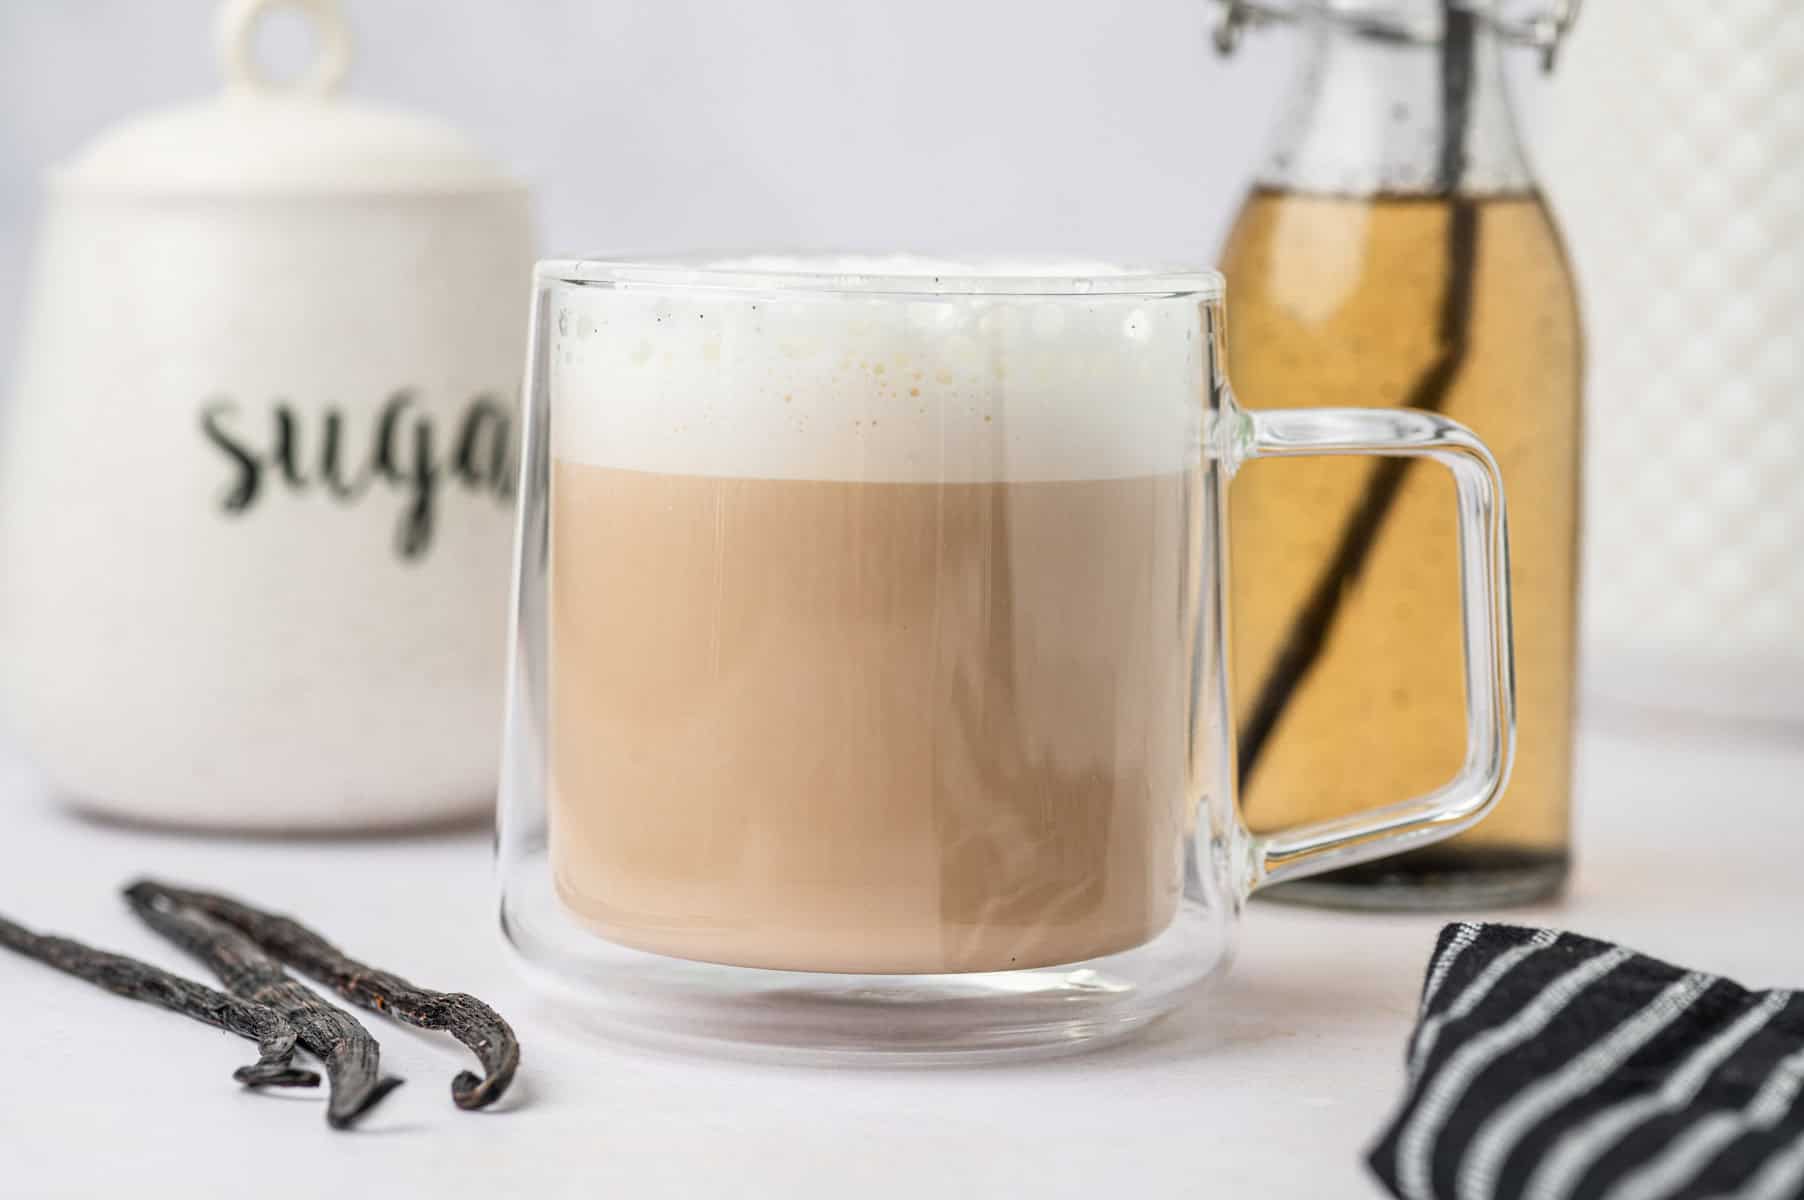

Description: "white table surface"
2 713 1800 1200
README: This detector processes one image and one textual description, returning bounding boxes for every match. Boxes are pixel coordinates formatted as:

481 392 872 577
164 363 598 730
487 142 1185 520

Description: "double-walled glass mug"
498 256 1514 1060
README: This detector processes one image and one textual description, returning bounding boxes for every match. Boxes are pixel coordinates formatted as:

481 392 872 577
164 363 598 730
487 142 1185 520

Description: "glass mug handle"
1230 405 1517 892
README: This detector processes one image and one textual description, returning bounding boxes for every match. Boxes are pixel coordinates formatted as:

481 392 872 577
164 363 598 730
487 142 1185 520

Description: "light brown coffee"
549 461 1194 974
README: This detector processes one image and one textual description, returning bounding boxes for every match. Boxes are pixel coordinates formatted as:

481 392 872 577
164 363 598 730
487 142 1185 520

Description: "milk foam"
547 266 1209 484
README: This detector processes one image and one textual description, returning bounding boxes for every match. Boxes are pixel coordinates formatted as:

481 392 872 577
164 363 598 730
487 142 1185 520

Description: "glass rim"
535 253 1226 299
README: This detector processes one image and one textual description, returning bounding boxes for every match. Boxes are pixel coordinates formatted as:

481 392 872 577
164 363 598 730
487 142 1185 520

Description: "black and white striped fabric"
1370 923 1804 1200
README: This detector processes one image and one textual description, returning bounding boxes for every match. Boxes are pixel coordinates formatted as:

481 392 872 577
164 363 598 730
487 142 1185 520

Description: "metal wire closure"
1210 0 1581 70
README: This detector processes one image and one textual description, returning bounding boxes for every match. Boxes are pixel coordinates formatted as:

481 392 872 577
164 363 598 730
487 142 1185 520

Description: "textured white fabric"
1536 0 1804 721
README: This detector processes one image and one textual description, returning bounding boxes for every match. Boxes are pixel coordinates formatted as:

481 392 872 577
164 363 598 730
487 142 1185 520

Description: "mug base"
500 863 1235 1064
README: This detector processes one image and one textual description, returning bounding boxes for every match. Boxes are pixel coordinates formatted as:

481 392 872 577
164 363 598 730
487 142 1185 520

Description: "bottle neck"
1257 5 1534 196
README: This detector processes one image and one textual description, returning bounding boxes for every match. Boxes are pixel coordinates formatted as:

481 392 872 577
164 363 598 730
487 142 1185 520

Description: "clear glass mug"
497 256 1514 1061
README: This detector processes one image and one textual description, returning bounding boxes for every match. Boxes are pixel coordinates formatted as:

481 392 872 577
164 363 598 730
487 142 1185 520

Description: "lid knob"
215 0 352 97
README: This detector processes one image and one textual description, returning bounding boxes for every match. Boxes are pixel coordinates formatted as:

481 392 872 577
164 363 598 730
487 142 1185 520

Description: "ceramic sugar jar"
0 0 535 830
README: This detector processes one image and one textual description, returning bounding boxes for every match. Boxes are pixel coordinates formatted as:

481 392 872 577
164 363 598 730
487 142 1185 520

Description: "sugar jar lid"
53 0 520 196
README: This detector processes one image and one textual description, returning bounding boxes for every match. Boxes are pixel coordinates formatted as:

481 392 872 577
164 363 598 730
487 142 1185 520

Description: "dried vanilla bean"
1238 2 1482 786
131 879 518 1110
0 911 319 1089
124 883 402 1129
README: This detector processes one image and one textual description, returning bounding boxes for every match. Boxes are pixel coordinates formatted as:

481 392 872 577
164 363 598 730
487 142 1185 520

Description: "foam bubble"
548 278 1208 484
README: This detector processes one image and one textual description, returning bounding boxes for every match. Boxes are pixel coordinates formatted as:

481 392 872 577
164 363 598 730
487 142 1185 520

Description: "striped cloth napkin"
1369 924 1804 1200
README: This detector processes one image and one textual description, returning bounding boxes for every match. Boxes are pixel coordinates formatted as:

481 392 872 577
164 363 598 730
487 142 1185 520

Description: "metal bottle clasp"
1210 0 1581 71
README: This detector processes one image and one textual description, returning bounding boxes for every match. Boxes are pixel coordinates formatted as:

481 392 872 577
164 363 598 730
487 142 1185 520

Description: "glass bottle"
1214 0 1583 907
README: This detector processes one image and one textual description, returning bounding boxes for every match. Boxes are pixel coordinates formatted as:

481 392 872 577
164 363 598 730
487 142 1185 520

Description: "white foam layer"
548 280 1208 484
699 253 1146 280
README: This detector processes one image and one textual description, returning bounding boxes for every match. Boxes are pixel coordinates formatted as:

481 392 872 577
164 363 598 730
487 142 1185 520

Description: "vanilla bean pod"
132 879 518 1110
1238 2 1482 787
0 911 320 1089
123 884 403 1129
